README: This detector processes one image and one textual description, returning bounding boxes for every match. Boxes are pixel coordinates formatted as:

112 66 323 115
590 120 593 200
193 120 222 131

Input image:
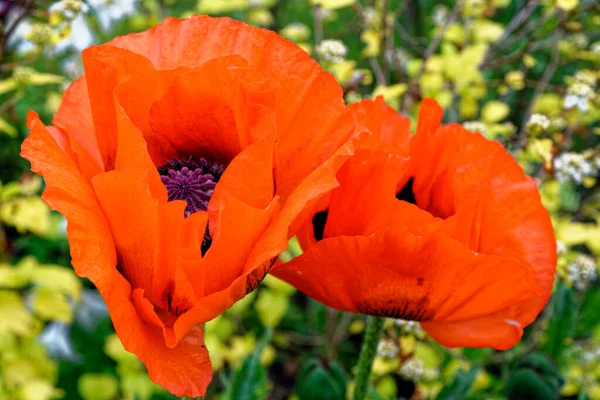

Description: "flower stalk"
352 316 385 400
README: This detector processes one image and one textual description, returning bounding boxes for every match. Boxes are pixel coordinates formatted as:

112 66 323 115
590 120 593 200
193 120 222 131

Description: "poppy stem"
352 316 385 400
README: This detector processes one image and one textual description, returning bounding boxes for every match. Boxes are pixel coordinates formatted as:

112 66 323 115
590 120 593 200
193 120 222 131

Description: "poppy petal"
410 119 556 326
149 55 276 163
324 149 413 238
108 15 358 201
274 227 539 325
21 113 210 397
420 312 524 350
91 169 198 316
257 132 364 271
112 102 167 199
52 76 104 178
349 96 411 152
202 195 280 296
101 269 212 397
22 112 115 280
209 131 276 224
82 45 185 170
168 253 275 349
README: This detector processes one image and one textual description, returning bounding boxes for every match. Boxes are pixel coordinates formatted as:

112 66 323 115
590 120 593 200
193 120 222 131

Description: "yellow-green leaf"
31 265 81 301
197 0 248 13
205 315 236 341
310 0 355 10
121 373 159 400
255 289 289 327
78 374 119 400
0 117 17 137
556 0 579 11
280 23 311 42
0 197 52 235
415 342 442 369
481 101 510 123
372 84 408 109
32 287 73 323
361 29 381 58
28 72 65 86
0 263 30 289
420 73 445 94
15 381 64 400
0 78 17 95
0 291 40 336
471 20 504 43
262 274 296 295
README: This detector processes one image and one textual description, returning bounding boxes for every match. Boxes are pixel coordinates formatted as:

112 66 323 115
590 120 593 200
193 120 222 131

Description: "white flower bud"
399 359 425 381
463 121 487 135
377 338 399 359
565 254 598 291
394 319 423 335
527 114 551 133
316 40 347 63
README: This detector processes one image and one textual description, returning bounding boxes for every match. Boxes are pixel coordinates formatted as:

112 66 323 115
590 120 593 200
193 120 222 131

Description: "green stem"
352 316 385 400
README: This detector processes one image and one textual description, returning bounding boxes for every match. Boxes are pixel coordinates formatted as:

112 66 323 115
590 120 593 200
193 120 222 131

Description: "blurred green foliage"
0 0 599 399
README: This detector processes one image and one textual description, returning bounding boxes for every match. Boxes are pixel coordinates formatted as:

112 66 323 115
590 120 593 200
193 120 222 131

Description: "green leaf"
31 265 81 300
559 181 581 212
28 72 65 86
481 101 510 123
0 258 33 289
226 327 272 400
78 373 119 400
506 353 563 400
436 367 478 400
297 358 346 400
0 117 17 137
310 0 356 10
0 78 17 95
255 289 289 328
0 291 41 336
31 286 73 323
542 280 577 358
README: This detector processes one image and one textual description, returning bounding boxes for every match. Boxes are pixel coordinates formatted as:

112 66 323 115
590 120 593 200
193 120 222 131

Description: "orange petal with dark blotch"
168 253 275 348
274 227 539 325
100 269 212 397
409 118 556 326
273 229 434 317
202 195 280 296
22 113 211 397
91 169 197 315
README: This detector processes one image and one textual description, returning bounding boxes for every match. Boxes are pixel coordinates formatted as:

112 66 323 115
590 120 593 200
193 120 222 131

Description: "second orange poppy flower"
274 97 557 350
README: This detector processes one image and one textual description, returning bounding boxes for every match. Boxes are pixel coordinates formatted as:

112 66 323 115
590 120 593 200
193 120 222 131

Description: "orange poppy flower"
21 16 361 397
273 97 557 350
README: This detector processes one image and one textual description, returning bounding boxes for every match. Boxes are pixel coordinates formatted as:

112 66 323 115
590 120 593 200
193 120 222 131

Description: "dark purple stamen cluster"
158 158 224 217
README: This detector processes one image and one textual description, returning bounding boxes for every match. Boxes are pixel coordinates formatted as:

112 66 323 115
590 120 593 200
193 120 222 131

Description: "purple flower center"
158 158 224 256
158 158 224 217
